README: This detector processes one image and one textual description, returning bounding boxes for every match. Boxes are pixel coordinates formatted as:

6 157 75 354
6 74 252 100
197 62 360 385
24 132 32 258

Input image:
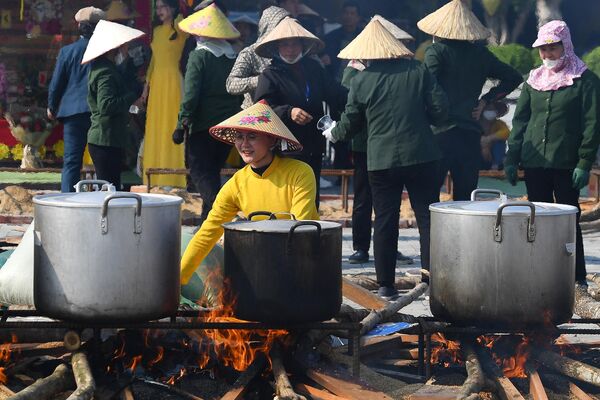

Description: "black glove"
172 128 185 145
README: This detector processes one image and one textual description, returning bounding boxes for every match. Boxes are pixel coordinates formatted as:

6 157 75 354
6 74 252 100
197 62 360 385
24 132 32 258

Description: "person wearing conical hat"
340 14 415 266
47 7 105 193
82 20 144 188
504 20 600 288
173 4 243 224
180 100 318 285
323 19 449 297
417 0 522 201
253 16 347 209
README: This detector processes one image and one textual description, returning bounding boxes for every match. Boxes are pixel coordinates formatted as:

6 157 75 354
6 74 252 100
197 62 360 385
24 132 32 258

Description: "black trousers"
369 161 439 287
88 144 123 189
291 152 322 209
524 168 586 282
437 128 481 201
352 151 372 252
186 130 231 223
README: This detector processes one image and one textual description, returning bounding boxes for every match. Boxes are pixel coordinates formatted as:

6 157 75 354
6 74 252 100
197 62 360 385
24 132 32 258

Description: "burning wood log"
67 351 95 400
534 347 600 387
271 344 306 400
457 341 486 400
474 346 525 400
220 356 266 400
359 283 428 336
9 363 74 400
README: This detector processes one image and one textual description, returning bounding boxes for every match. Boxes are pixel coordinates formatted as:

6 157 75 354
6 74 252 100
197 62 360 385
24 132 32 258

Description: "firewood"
457 341 486 400
342 278 388 310
587 273 600 287
67 351 95 400
475 345 525 400
575 285 600 319
9 363 75 400
136 379 204 400
337 304 370 322
534 347 600 387
528 370 549 400
569 382 598 400
271 344 306 400
294 383 347 400
359 283 428 336
220 356 266 400
303 367 394 400
0 383 15 399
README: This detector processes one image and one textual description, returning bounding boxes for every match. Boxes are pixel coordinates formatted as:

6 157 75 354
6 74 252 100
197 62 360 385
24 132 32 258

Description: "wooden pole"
475 346 525 400
9 364 74 400
67 351 95 400
535 347 600 388
271 344 306 400
457 341 486 400
529 370 549 400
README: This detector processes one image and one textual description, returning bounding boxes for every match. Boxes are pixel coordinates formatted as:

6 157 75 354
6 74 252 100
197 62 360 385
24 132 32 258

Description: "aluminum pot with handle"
33 180 182 322
222 212 342 323
429 189 578 327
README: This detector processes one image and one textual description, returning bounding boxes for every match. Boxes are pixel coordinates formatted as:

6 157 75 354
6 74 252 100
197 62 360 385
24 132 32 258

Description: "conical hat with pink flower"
209 100 302 152
178 3 240 39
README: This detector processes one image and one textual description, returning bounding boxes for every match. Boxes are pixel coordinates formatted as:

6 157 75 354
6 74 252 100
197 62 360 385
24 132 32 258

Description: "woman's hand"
291 108 313 126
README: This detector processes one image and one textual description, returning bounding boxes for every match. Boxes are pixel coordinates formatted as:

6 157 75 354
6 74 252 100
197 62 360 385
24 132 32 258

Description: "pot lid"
33 192 183 208
223 219 341 233
429 200 578 216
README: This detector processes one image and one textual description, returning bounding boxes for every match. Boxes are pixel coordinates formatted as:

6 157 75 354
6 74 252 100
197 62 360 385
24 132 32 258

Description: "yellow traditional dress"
143 15 188 187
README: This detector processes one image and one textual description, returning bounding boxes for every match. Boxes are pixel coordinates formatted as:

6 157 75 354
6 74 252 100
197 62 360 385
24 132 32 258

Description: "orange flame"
0 334 17 384
126 355 143 373
478 335 531 378
148 346 164 367
166 367 186 385
0 368 6 384
430 333 461 367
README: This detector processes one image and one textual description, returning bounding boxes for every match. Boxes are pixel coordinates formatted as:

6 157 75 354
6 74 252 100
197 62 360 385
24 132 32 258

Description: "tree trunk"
536 0 563 27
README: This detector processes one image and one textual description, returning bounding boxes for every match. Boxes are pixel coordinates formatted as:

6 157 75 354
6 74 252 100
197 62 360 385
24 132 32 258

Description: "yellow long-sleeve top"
180 155 319 284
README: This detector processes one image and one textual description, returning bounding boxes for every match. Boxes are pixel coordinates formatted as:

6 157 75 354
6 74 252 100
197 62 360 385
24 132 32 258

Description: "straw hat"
297 4 321 19
338 19 413 60
209 100 302 152
75 7 106 23
254 17 324 58
105 0 139 21
372 15 414 41
179 3 240 39
81 20 145 64
417 0 490 41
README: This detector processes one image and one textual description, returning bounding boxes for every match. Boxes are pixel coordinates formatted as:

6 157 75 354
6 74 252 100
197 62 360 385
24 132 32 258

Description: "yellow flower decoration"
11 144 23 160
0 144 10 160
53 140 65 158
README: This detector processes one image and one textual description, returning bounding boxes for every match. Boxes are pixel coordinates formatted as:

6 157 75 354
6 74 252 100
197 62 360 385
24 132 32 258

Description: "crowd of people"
47 0 600 298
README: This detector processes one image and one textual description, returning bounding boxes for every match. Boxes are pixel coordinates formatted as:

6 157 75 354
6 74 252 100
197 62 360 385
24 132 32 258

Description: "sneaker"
397 251 414 265
348 250 369 264
377 286 398 299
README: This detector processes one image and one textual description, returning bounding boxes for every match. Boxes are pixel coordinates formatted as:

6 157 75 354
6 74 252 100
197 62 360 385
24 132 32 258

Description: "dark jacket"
87 57 137 148
254 57 347 157
324 26 360 81
506 70 600 171
424 40 522 135
332 59 449 171
177 49 242 133
47 37 91 119
341 66 366 153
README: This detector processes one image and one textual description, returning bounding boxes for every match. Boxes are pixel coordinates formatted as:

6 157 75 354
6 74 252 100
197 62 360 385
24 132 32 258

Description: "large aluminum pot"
33 181 182 322
429 189 578 327
222 212 342 323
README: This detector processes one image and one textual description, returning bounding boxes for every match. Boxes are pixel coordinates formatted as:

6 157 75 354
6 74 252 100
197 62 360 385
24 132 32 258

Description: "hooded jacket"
225 6 289 109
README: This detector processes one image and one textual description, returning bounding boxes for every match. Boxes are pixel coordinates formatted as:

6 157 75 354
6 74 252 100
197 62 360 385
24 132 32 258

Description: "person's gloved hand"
172 128 185 145
572 168 590 190
322 121 337 143
504 164 518 186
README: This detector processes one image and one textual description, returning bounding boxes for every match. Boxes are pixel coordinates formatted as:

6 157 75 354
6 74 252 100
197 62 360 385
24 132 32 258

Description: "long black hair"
152 0 180 41
78 21 97 39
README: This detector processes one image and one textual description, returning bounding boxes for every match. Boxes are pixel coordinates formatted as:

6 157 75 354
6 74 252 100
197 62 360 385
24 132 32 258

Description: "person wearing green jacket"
173 4 243 225
82 20 145 188
417 0 522 201
505 21 600 287
324 20 449 298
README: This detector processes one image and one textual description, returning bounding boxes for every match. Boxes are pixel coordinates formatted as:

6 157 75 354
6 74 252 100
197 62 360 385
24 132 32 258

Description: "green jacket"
505 70 600 171
332 59 448 171
177 49 242 133
424 40 522 135
87 57 137 148
341 66 367 153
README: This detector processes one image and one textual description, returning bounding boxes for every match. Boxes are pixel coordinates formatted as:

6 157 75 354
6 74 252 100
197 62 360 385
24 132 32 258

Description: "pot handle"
471 189 507 202
75 180 112 193
494 201 536 243
101 193 142 235
287 221 321 257
247 211 273 220
270 212 297 220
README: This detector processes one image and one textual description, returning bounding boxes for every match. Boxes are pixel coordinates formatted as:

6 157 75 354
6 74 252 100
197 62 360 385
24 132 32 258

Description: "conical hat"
209 100 302 152
81 20 145 64
254 17 324 58
417 0 490 41
338 19 413 60
105 0 139 21
178 3 240 39
372 15 414 41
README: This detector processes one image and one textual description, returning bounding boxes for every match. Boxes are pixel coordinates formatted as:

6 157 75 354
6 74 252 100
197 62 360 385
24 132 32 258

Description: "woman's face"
234 132 277 168
278 39 303 62
538 42 564 60
156 0 174 23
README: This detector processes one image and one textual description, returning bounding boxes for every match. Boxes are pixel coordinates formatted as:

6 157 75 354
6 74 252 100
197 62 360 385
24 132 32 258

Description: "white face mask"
482 110 497 120
279 51 303 65
115 51 126 65
542 57 563 69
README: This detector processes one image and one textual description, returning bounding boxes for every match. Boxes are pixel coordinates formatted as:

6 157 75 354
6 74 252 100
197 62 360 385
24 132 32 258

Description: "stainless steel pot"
429 189 578 327
33 181 182 321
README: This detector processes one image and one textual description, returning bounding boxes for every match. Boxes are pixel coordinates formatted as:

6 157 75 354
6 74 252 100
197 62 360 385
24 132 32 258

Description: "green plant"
583 47 600 77
488 43 534 75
